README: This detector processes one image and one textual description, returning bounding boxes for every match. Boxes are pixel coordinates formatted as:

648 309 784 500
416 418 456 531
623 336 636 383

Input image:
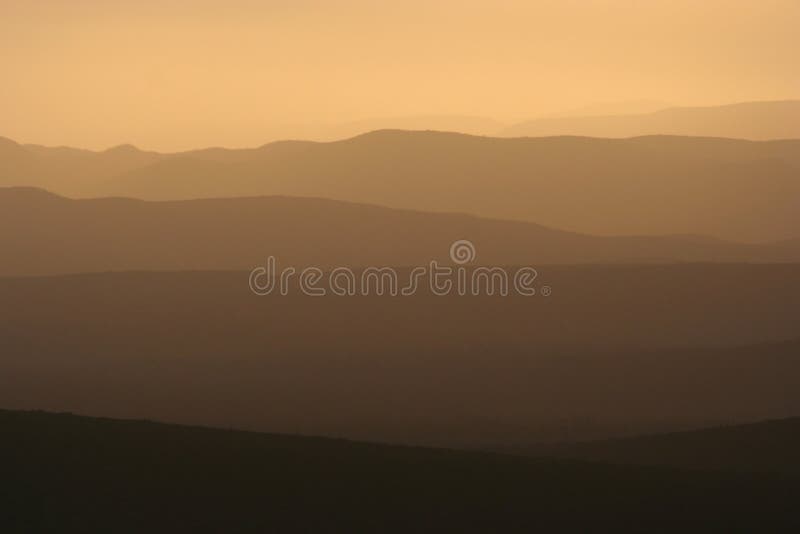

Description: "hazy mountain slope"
319 114 505 139
2 269 799 447
2 410 796 533
530 418 800 475
99 132 800 242
503 100 800 140
542 99 672 118
1 129 799 241
0 138 163 191
0 137 34 187
0 136 25 156
1 187 797 276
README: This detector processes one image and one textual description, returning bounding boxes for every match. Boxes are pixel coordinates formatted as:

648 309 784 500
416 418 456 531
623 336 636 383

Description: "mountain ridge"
2 126 799 241
503 100 800 139
2 186 799 276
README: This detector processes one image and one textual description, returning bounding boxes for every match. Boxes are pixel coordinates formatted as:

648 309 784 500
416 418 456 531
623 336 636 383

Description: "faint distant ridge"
319 115 504 140
540 99 672 118
502 100 800 140
103 143 144 155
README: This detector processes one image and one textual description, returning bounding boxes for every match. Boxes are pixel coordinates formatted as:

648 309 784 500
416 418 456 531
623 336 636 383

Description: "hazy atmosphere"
3 1 800 531
3 0 798 150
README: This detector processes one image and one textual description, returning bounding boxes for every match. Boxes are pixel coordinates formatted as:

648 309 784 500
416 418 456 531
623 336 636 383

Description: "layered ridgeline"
2 128 799 242
2 410 798 532
1 187 799 276
2 269 800 447
502 100 800 140
528 417 800 475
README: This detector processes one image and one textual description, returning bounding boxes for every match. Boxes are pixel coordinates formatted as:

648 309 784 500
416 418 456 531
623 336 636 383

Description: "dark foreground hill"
0 410 797 533
1 187 798 276
2 268 799 447
2 130 799 241
528 417 800 476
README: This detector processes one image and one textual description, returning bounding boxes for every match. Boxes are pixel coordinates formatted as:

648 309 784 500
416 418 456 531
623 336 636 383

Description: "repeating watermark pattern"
249 240 551 297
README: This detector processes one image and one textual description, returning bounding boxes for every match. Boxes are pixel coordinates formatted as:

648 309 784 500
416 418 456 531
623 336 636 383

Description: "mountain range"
3 269 799 447
2 187 799 276
502 100 800 139
1 128 799 242
2 410 798 532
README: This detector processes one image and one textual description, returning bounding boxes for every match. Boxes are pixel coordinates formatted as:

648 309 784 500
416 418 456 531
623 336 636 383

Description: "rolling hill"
1 187 798 276
0 136 163 192
528 417 800 475
2 269 799 447
1 409 797 533
314 114 504 140
1 130 799 241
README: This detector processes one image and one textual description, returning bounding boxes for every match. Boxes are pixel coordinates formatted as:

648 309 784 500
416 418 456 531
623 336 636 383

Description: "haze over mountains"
3 187 800 276
537 99 673 119
2 99 799 482
314 115 505 140
502 100 800 139
2 108 800 243
3 267 799 447
4 1 799 528
4 99 798 152
3 98 798 445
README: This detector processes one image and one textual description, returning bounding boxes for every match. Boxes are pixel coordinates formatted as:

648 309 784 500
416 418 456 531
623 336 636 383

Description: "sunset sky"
3 0 798 150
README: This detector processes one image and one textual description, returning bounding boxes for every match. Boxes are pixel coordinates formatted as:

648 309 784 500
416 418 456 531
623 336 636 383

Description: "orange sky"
2 0 798 150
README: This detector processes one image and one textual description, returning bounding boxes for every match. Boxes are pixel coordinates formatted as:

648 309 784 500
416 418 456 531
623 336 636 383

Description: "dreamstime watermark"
249 240 551 297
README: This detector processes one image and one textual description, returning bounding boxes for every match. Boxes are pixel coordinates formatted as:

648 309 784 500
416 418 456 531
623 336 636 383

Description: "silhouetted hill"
318 114 504 139
503 100 800 140
0 136 23 153
94 132 800 242
0 137 30 169
2 269 799 447
528 418 800 475
1 187 798 276
0 140 162 191
1 131 798 241
1 409 797 533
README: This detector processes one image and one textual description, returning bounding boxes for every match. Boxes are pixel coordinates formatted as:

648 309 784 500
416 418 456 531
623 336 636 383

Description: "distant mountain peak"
0 186 65 201
503 99 800 140
0 136 25 154
347 129 473 142
104 143 143 154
